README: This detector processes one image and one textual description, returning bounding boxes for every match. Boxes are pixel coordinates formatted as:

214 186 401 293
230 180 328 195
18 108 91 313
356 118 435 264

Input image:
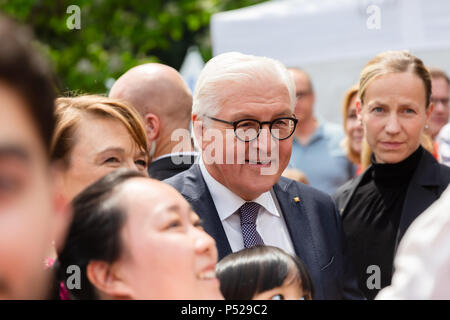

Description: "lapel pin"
293 196 300 203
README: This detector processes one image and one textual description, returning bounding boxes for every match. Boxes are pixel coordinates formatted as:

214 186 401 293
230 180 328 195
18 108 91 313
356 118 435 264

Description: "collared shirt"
199 158 295 254
289 120 355 195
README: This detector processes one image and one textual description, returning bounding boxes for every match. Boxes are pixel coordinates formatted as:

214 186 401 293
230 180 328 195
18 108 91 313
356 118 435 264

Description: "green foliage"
0 0 268 94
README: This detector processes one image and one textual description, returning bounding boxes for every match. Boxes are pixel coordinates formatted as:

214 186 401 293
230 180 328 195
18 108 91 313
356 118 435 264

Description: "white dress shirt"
199 158 295 255
376 185 450 300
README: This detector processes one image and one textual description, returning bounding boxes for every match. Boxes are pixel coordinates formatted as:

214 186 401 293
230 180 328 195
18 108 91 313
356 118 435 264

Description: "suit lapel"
272 179 324 295
397 152 441 244
180 165 232 260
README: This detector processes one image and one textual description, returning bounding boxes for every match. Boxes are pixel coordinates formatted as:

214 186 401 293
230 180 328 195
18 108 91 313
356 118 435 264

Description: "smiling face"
61 114 148 201
359 72 432 164
196 76 294 200
0 83 59 299
114 179 222 300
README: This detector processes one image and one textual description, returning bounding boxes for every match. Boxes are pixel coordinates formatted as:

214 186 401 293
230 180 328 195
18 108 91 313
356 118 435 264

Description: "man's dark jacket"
165 164 364 300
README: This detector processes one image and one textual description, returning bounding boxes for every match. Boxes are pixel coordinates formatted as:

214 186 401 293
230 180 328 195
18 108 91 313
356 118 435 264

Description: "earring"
425 124 429 129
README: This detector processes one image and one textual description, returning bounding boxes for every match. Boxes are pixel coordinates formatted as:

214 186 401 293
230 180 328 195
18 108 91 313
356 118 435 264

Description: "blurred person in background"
341 84 363 176
426 68 449 141
0 14 70 299
334 51 450 299
430 68 450 164
282 168 309 185
51 95 149 202
56 169 223 300
109 63 197 180
288 68 354 195
216 246 314 300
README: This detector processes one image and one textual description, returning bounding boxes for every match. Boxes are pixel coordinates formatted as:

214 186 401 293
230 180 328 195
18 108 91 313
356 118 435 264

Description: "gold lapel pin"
293 196 300 203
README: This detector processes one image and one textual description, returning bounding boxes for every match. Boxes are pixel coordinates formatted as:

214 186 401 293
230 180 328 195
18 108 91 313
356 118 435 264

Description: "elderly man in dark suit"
165 52 363 300
109 63 197 180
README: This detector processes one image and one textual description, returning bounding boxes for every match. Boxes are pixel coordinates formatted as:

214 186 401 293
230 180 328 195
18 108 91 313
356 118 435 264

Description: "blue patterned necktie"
239 202 265 248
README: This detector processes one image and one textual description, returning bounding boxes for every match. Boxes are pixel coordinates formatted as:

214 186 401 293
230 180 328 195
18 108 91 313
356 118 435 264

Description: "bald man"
109 63 197 180
288 68 354 195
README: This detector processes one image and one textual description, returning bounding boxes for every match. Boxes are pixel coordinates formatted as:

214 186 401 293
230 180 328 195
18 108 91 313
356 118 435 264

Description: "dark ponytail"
56 169 146 299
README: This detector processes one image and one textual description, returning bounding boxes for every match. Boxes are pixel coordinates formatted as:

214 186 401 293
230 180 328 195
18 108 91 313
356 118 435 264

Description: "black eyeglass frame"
205 115 298 142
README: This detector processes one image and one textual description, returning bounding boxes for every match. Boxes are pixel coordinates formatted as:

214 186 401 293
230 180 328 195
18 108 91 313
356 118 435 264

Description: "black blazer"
164 164 364 300
148 154 197 181
334 149 450 248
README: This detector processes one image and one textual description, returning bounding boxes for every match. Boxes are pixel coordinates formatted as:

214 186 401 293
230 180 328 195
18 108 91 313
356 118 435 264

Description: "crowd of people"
1 13 449 300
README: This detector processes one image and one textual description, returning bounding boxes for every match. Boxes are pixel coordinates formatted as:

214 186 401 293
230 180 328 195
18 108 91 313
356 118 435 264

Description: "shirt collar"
198 157 280 221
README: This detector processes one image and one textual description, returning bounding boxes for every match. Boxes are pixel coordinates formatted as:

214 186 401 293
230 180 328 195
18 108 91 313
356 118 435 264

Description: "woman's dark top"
342 146 424 299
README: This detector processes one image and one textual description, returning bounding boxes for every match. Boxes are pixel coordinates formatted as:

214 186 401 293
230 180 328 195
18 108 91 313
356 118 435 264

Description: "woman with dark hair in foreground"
55 169 223 300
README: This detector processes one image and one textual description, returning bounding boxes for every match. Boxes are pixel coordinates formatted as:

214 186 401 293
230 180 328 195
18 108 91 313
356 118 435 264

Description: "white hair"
192 52 296 123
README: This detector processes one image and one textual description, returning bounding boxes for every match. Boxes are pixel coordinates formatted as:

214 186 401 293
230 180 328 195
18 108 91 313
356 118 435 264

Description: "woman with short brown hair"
52 95 149 201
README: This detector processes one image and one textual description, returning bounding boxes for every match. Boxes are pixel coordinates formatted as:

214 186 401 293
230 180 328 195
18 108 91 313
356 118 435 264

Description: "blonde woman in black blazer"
334 51 450 299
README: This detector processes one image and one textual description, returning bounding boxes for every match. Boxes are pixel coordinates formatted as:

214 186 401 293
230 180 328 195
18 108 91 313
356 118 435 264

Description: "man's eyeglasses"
205 116 298 142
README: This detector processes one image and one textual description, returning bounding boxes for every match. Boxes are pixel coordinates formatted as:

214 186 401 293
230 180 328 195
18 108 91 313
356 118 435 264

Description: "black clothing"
334 147 450 299
342 147 422 299
148 153 197 180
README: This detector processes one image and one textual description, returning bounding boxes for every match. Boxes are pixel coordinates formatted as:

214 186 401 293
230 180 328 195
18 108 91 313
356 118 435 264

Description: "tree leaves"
0 0 268 94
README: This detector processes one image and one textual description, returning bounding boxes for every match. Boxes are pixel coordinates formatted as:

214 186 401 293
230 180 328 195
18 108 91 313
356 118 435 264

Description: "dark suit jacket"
334 149 450 249
148 153 197 181
164 164 364 300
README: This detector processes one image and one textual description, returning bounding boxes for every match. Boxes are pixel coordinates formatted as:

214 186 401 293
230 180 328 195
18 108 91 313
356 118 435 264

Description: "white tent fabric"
179 46 205 93
211 0 450 123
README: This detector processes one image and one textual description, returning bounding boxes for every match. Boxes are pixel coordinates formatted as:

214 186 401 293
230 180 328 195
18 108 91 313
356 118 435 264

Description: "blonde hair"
359 50 432 108
51 95 148 167
341 84 360 165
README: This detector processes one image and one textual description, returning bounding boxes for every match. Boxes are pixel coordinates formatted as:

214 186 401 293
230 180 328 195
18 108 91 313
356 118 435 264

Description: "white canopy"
211 0 450 123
